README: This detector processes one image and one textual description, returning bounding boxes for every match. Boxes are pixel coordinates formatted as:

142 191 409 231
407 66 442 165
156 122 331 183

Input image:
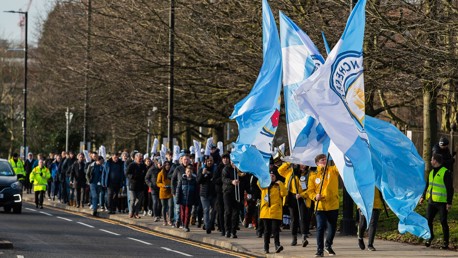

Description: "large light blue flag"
365 116 430 239
280 12 329 166
293 0 374 221
230 0 282 188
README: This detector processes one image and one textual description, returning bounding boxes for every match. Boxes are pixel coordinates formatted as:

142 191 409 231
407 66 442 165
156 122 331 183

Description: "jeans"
315 209 338 251
201 195 216 230
128 190 144 215
161 198 173 223
99 187 107 209
173 195 180 224
126 184 132 214
151 193 161 217
90 184 101 211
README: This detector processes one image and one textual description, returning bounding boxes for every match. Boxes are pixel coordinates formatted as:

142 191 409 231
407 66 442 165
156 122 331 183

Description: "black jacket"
126 162 147 192
145 166 160 195
197 164 217 198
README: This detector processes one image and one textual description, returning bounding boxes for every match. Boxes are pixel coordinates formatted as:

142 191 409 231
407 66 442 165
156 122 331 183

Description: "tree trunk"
423 84 438 173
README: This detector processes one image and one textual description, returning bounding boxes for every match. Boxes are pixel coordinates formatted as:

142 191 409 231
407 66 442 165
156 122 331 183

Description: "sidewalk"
22 194 456 257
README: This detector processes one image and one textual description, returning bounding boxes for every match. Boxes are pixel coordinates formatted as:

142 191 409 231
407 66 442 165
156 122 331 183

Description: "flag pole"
314 153 331 214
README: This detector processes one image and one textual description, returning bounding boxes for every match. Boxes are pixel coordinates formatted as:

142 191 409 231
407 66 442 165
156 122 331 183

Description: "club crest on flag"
330 51 365 130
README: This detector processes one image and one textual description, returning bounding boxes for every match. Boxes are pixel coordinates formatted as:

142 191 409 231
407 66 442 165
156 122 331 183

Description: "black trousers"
107 186 121 212
427 202 449 244
263 219 281 249
223 192 239 235
216 192 225 232
288 195 307 236
34 190 45 207
358 209 380 246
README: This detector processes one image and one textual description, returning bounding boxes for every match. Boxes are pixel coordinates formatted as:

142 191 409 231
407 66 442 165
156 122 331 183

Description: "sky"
0 0 55 46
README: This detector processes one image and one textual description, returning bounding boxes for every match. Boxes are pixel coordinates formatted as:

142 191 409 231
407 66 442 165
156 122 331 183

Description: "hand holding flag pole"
314 153 331 214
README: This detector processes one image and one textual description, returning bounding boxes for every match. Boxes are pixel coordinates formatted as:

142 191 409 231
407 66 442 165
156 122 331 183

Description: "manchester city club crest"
329 51 365 131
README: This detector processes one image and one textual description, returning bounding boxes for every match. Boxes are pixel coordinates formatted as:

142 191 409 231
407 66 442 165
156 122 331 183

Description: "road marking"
127 237 152 245
25 208 36 211
39 211 52 216
57 216 72 222
100 229 120 236
17 255 24 258
161 247 193 257
77 222 95 228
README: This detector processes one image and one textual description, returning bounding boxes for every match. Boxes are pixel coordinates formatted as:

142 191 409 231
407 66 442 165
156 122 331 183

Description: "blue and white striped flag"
280 12 329 166
230 0 282 187
293 0 374 221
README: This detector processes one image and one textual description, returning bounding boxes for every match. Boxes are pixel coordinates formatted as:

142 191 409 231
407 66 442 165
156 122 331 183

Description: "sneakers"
425 239 432 247
367 245 376 251
291 236 297 246
314 251 324 257
302 238 309 247
231 234 238 239
275 245 284 253
358 238 365 250
325 246 336 256
154 217 159 222
440 244 448 250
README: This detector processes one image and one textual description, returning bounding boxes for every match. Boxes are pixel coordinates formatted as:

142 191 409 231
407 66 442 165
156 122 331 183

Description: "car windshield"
0 162 14 176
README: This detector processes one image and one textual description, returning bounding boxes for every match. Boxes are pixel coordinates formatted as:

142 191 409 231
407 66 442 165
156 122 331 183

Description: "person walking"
24 152 36 194
103 152 125 214
176 165 199 232
145 159 162 220
420 153 454 249
258 172 287 254
87 156 105 216
214 152 229 236
157 161 173 225
197 156 217 234
357 188 383 251
278 161 309 247
29 159 51 209
307 154 340 257
9 153 26 188
70 153 87 208
126 152 147 219
222 161 242 238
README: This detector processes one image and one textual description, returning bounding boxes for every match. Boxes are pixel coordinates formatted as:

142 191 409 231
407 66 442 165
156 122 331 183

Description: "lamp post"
65 107 74 153
167 0 175 151
4 10 28 157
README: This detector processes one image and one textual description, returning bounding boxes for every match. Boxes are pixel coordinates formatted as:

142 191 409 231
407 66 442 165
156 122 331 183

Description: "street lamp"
4 10 28 157
65 107 74 153
168 0 175 151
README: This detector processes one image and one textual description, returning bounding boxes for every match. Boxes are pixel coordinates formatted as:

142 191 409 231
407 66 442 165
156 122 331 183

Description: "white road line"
39 211 52 216
57 216 73 222
77 222 95 228
17 255 24 258
127 237 152 245
25 207 36 211
161 247 193 257
100 229 120 236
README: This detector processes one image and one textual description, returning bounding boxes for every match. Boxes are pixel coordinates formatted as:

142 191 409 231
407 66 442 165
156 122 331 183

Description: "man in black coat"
103 153 125 214
126 152 147 218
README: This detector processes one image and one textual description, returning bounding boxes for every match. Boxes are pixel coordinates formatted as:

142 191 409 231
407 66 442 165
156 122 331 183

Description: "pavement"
8 194 456 257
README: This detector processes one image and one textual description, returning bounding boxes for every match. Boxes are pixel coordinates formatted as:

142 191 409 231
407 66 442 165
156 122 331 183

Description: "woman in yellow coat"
258 172 287 254
156 161 173 225
29 159 51 209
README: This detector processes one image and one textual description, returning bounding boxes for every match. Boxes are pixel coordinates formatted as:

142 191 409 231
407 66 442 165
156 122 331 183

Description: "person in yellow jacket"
357 188 383 251
29 159 51 209
157 161 173 225
420 153 453 249
258 172 287 254
9 153 26 184
306 154 339 257
277 161 309 247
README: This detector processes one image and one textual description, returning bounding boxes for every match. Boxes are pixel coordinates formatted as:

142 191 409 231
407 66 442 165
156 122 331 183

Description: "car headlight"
11 181 22 190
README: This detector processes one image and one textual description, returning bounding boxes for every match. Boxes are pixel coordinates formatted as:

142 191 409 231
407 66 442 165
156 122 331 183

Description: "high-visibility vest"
9 158 26 180
426 167 448 203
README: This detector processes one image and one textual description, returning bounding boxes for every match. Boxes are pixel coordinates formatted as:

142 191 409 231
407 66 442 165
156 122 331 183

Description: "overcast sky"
0 0 54 45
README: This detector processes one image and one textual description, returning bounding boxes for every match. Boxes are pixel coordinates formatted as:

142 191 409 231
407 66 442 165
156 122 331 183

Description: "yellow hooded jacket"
306 165 339 211
258 180 287 220
278 162 311 207
30 166 51 192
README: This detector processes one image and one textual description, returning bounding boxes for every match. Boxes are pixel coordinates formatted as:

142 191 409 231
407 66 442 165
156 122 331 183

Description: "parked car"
0 158 22 213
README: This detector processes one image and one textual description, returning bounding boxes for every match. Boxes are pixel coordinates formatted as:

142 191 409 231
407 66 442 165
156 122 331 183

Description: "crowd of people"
7 136 455 257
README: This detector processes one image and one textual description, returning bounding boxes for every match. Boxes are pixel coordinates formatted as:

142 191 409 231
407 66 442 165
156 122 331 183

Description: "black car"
0 158 22 213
